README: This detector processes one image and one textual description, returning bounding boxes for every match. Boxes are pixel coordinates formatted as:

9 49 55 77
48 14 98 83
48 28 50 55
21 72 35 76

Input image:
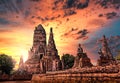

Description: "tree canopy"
61 54 75 69
115 52 120 61
0 54 15 74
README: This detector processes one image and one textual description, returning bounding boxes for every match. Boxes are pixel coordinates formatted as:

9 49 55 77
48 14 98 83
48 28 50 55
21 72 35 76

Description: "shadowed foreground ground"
0 81 31 83
32 74 120 83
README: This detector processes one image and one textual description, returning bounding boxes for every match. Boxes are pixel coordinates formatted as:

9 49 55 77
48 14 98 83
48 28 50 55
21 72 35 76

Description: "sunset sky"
0 0 120 69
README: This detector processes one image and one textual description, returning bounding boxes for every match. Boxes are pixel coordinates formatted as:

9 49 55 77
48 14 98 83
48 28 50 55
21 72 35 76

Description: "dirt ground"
0 81 31 83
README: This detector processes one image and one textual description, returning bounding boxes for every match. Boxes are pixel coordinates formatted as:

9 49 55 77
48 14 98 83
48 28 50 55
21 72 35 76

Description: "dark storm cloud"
0 0 24 14
63 0 89 9
64 10 76 17
105 12 117 19
36 16 45 21
76 29 89 40
95 0 120 9
0 17 20 26
30 0 40 2
0 7 7 15
52 0 64 10
77 29 88 35
71 28 78 32
44 15 61 21
62 28 89 40
63 0 74 8
36 15 61 22
98 14 103 17
16 0 22 3
54 0 64 6
24 10 31 17
53 0 89 10
98 12 118 19
52 0 89 17
16 0 24 11
0 18 10 25
61 28 78 37
62 0 89 17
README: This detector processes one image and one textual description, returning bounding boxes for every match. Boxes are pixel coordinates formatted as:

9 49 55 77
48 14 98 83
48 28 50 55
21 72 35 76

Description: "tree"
0 54 15 74
115 51 120 61
61 54 75 69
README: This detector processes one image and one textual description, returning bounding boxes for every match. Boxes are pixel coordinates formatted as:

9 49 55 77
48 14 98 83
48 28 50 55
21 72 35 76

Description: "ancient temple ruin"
73 44 93 68
18 56 24 71
97 35 116 66
24 24 62 74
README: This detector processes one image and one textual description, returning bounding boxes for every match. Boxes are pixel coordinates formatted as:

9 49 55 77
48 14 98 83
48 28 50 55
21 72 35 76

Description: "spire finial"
103 35 106 38
50 27 53 32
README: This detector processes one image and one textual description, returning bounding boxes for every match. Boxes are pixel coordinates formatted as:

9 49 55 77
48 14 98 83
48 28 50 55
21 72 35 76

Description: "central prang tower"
33 24 46 51
28 24 46 59
25 24 62 74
